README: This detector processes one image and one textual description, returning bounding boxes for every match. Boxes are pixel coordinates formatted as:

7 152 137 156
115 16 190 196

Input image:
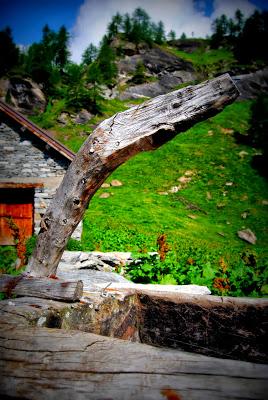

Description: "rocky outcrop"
233 67 268 99
0 77 46 114
119 70 194 99
117 45 196 99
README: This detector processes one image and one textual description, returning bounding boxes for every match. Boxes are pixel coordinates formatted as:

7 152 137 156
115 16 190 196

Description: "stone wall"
0 120 82 239
0 122 68 179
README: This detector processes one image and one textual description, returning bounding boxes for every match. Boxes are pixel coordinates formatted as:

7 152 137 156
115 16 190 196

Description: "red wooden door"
0 189 34 245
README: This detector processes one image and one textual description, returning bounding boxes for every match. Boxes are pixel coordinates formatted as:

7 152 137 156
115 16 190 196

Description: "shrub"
0 246 18 274
66 238 83 251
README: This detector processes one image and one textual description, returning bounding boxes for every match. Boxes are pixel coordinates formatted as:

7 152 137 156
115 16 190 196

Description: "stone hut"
0 100 81 246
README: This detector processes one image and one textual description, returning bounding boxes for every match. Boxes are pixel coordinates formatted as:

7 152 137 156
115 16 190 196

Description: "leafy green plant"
25 235 37 262
66 238 83 251
0 246 18 275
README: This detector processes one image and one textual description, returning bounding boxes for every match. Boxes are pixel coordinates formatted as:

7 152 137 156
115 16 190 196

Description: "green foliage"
125 244 267 297
0 27 20 77
82 43 98 66
245 94 268 177
152 21 166 44
210 8 268 66
168 30 176 41
131 61 147 84
0 292 7 301
165 44 235 79
24 24 70 91
30 99 66 129
25 235 37 262
234 10 268 64
0 246 18 274
66 238 83 251
107 12 123 40
78 100 267 297
97 36 117 85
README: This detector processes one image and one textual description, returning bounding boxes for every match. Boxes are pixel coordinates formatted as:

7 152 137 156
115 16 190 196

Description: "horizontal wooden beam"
0 274 83 302
0 182 43 189
0 324 267 400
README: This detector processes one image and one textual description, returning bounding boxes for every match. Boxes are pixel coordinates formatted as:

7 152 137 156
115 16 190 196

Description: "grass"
81 100 267 259
27 47 267 296
32 94 268 266
164 44 236 78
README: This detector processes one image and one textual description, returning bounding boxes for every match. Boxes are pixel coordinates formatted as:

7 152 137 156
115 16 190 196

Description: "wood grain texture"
138 293 268 363
0 274 83 301
0 324 267 400
26 74 239 277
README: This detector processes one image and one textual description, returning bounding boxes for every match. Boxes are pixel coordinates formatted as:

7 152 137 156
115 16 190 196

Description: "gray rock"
117 45 196 100
233 68 268 99
57 112 69 125
74 109 93 124
0 77 46 115
80 257 113 272
141 47 194 74
237 228 257 244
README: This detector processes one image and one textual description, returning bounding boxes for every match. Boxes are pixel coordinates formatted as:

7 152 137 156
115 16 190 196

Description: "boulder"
141 47 194 74
73 109 93 124
237 228 257 244
57 112 69 125
0 77 46 114
233 67 268 99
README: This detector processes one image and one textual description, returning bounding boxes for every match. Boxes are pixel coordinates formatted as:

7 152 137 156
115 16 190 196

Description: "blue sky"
1 0 268 62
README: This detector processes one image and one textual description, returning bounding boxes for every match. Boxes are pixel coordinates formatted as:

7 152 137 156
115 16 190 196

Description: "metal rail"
0 100 75 161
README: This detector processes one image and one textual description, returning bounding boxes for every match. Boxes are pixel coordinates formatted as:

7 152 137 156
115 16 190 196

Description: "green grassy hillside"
31 94 268 297
78 99 267 296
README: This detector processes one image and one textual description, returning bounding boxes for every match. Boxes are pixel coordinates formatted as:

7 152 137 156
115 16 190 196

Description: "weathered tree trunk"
27 74 239 277
0 274 83 301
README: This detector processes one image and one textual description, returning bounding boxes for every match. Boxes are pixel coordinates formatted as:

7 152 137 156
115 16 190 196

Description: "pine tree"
167 30 176 41
55 26 70 70
154 21 166 44
107 12 123 40
0 27 20 77
123 13 132 40
97 36 117 85
82 44 98 66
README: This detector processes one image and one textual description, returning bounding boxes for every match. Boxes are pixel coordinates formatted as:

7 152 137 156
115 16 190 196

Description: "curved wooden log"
27 74 239 277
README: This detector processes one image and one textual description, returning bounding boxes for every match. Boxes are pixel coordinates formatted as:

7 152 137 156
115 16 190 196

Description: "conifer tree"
97 35 117 85
0 27 20 77
55 26 70 69
82 44 98 66
167 30 176 41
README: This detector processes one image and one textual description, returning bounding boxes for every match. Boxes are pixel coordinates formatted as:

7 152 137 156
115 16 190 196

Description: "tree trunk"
27 74 239 277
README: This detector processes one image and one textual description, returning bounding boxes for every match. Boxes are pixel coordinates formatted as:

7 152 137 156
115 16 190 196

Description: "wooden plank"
26 74 239 277
0 182 43 189
0 325 267 400
0 274 83 302
138 292 268 363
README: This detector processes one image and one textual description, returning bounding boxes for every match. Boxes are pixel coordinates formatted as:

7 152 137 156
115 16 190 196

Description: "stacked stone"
0 123 68 179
